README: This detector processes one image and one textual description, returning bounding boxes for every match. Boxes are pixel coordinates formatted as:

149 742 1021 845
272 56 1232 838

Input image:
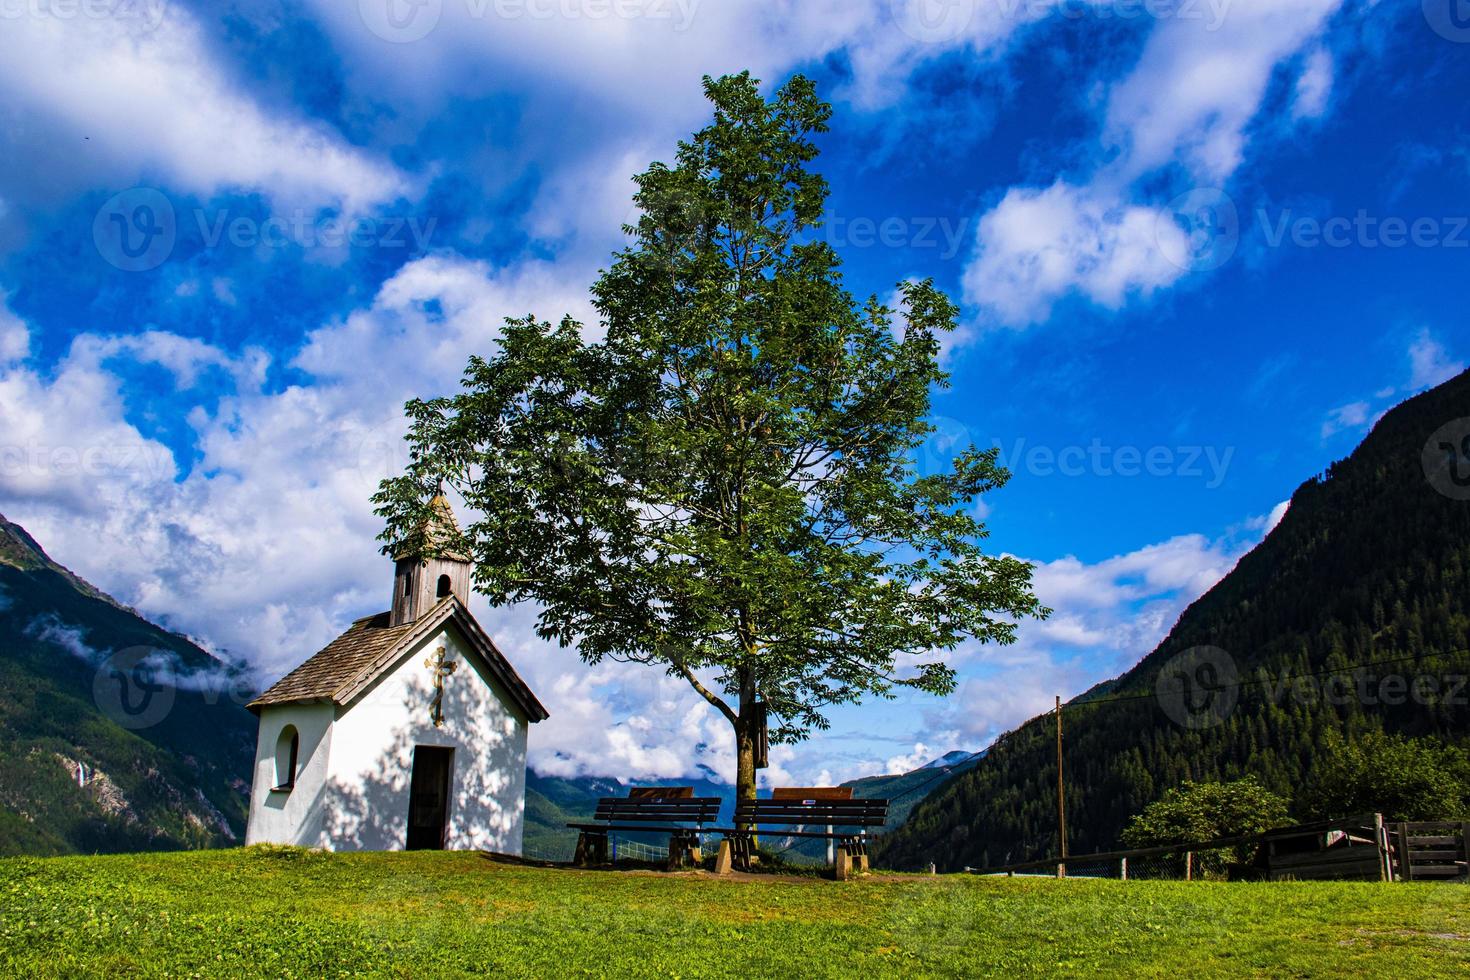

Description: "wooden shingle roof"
247 597 548 722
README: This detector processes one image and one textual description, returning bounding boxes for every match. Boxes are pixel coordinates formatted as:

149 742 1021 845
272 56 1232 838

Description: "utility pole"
1056 695 1067 870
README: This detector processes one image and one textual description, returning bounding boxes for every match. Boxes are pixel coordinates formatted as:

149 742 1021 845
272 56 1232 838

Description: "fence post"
1374 813 1390 882
1395 823 1411 882
1056 862 1065 879
1120 857 1128 881
1185 852 1193 882
1461 822 1470 883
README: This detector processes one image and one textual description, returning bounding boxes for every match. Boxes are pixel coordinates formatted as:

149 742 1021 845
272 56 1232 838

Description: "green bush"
1121 777 1291 876
1301 730 1470 822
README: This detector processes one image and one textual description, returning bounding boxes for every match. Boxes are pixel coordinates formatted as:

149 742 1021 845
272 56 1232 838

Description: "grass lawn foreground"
2 849 1467 977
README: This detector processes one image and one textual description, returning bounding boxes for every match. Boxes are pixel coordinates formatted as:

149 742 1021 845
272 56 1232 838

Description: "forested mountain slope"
879 371 1470 871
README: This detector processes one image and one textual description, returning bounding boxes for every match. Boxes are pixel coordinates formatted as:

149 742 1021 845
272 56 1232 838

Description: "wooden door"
406 746 454 850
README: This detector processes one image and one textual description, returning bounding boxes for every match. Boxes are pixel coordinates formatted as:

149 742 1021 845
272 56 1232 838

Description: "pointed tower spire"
390 489 473 626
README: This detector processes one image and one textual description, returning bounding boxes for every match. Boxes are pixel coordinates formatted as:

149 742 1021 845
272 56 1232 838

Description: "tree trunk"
734 714 757 810
734 667 758 830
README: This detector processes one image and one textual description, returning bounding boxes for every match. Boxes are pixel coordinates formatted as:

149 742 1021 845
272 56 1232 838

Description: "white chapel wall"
244 701 335 847
319 622 530 853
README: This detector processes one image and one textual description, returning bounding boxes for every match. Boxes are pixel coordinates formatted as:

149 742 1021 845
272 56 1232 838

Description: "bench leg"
714 839 734 875
666 834 700 871
834 847 852 881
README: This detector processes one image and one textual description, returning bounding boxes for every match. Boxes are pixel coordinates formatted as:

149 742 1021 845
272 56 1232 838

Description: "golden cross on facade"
424 645 458 728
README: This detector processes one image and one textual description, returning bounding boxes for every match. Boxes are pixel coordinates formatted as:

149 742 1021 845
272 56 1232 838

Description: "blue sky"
0 1 1466 785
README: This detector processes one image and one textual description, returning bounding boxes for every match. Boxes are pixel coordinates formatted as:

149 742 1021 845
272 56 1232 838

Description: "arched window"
436 574 452 599
274 725 300 791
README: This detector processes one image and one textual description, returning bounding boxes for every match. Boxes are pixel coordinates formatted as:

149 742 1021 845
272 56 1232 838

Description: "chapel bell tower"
390 492 473 627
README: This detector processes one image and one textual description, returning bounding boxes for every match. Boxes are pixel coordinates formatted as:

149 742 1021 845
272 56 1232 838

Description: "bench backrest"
592 794 722 826
735 794 888 830
628 786 693 799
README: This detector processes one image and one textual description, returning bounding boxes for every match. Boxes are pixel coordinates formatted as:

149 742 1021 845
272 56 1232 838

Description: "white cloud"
0 11 406 211
1292 48 1335 121
1408 327 1464 391
0 292 28 364
964 181 1188 326
965 0 1346 328
1321 400 1370 439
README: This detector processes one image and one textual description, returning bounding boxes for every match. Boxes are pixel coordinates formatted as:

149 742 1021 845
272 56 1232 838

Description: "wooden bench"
715 788 888 879
567 787 721 870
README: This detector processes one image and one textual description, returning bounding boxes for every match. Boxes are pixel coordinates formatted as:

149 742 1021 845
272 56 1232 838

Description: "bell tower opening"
436 574 452 599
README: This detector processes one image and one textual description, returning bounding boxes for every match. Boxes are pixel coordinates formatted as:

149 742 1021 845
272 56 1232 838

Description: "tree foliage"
1120 777 1290 848
1302 730 1470 822
375 72 1045 801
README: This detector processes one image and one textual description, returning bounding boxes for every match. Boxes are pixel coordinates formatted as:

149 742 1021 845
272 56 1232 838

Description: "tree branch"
674 661 738 726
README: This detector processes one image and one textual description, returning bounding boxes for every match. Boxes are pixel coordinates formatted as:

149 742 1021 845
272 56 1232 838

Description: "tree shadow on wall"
322 666 522 853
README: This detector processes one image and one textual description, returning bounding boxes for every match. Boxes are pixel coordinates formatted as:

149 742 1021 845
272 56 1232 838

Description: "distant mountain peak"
0 513 129 612
0 513 51 571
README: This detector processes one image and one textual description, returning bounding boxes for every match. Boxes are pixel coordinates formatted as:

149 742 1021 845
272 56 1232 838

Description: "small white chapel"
244 495 548 853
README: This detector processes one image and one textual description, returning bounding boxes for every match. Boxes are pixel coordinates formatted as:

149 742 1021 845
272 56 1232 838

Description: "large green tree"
375 72 1045 804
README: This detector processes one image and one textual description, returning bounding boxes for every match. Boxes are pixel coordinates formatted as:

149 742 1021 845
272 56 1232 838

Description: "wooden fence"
1391 821 1470 882
971 813 1469 883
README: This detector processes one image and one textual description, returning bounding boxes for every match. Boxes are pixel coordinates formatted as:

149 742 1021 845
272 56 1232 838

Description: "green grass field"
2 849 1467 978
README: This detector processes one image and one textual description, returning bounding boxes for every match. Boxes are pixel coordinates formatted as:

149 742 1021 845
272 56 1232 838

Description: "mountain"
879 370 1470 872
0 515 256 855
